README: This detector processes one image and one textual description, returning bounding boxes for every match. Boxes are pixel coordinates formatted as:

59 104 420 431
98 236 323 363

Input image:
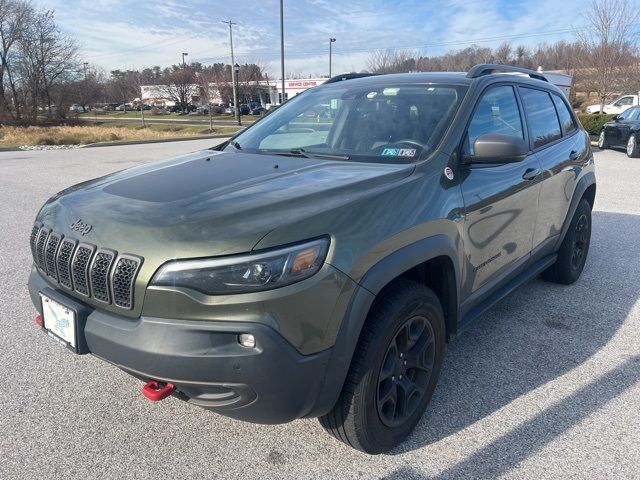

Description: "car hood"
37 149 414 267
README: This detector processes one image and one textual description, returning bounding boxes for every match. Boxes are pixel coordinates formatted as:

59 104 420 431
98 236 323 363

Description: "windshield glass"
227 82 467 163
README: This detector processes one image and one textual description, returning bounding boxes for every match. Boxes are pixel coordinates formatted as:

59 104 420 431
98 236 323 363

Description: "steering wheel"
391 139 428 150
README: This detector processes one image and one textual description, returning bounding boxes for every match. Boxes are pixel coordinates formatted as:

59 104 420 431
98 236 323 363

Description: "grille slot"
30 224 41 260
90 249 116 304
44 232 63 281
112 255 142 310
56 238 77 289
35 228 50 271
71 243 96 297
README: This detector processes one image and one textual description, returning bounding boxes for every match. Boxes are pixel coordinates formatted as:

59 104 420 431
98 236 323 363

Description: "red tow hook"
142 381 176 401
35 314 43 327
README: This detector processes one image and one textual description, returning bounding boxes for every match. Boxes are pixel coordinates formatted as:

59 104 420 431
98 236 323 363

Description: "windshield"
226 82 467 163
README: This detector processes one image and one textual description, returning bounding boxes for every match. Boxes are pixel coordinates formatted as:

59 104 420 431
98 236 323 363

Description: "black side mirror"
613 115 620 121
464 133 528 164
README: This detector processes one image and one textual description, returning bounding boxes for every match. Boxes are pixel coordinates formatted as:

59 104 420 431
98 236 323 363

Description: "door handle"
522 168 541 181
569 150 579 160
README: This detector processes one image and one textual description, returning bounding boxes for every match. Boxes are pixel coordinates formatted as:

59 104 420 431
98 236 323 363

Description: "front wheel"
598 130 608 149
319 280 445 454
626 134 640 157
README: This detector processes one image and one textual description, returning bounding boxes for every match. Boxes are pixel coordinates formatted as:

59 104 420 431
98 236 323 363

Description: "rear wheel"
598 130 608 149
626 134 640 157
319 280 445 454
542 198 592 284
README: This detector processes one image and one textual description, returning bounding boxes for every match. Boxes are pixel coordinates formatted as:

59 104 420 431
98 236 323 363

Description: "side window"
519 87 561 149
625 107 639 121
552 93 577 135
617 107 634 121
615 96 634 106
466 85 524 155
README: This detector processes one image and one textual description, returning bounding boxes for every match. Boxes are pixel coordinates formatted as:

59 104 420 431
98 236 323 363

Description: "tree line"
367 0 640 111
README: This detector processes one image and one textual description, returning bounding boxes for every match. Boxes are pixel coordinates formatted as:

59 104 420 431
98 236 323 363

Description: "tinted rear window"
519 87 561 148
552 94 577 135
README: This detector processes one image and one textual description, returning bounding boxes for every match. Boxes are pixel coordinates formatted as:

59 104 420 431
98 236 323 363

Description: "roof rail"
466 64 548 82
324 72 380 84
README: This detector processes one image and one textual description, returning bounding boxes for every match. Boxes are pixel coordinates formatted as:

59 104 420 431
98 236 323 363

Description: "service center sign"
287 81 318 88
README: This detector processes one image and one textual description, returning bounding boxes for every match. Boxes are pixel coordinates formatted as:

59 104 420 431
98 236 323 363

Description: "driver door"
459 84 542 295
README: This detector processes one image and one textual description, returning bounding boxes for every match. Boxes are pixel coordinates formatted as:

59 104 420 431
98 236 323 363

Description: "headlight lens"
151 237 330 295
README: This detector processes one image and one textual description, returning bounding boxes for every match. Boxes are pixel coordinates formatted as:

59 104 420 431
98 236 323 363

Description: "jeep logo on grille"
70 219 92 235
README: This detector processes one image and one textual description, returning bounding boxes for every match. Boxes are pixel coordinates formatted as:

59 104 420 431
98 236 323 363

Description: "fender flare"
306 234 461 418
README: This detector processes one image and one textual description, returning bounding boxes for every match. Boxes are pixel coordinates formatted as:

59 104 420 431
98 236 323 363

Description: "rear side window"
465 85 524 155
519 87 561 149
552 94 577 135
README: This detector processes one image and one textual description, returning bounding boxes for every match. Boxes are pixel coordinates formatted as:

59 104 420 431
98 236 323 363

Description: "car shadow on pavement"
381 356 640 479
384 211 640 467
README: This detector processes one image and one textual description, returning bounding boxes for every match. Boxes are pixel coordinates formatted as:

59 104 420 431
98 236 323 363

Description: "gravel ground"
0 141 638 479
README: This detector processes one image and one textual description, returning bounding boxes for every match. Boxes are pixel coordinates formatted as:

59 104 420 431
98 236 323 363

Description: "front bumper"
29 268 332 424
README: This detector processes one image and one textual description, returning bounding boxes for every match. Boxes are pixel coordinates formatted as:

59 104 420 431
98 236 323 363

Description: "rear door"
522 88 588 252
459 84 542 293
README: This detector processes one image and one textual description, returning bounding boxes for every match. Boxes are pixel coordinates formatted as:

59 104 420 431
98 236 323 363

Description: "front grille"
29 224 143 310
89 249 116 303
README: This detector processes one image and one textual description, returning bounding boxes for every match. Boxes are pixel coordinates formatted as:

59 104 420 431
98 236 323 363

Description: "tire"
542 198 592 284
319 279 445 454
626 134 640 158
597 130 608 149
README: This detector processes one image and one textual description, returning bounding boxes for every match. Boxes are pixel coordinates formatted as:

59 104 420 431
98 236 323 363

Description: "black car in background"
598 106 640 157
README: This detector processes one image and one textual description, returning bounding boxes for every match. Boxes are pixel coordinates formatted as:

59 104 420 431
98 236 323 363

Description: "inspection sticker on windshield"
382 148 416 157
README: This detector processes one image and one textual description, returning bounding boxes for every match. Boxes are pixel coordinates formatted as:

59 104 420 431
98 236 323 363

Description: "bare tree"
0 0 33 121
159 67 197 112
576 0 640 112
18 9 79 119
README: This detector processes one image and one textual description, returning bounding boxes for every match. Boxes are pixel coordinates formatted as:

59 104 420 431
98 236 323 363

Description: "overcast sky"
43 0 593 78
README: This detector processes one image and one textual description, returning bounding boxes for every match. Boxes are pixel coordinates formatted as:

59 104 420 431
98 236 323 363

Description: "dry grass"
0 124 235 147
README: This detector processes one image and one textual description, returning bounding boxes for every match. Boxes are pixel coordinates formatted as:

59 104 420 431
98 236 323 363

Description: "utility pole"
222 19 240 125
280 0 285 104
82 62 89 112
329 38 336 78
182 52 188 69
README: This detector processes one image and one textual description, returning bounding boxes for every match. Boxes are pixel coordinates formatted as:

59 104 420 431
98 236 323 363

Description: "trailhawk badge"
444 166 455 180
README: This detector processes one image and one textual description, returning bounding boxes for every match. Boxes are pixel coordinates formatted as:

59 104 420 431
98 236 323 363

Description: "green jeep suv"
28 64 595 453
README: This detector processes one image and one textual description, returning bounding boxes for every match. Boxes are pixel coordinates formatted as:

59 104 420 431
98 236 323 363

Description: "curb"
0 146 21 152
81 133 235 148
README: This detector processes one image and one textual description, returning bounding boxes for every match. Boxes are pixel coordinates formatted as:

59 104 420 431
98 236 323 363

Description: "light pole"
234 63 241 126
280 0 285 104
181 52 188 69
329 38 336 78
222 19 239 124
82 62 89 112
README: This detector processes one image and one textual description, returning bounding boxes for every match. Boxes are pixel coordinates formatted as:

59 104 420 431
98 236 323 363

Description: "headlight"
151 237 330 295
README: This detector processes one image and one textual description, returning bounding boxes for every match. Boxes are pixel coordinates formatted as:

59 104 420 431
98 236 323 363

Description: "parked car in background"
239 104 251 115
115 103 133 111
135 104 151 111
169 104 196 113
597 105 640 157
198 104 224 115
585 93 639 114
250 105 266 115
69 103 87 112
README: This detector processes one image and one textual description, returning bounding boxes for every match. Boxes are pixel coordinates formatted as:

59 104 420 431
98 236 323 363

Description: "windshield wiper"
287 148 350 160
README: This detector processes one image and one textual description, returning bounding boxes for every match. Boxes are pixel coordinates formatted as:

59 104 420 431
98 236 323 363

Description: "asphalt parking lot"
0 141 638 479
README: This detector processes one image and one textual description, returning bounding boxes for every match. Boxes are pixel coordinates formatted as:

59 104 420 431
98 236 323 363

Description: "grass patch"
0 124 240 147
